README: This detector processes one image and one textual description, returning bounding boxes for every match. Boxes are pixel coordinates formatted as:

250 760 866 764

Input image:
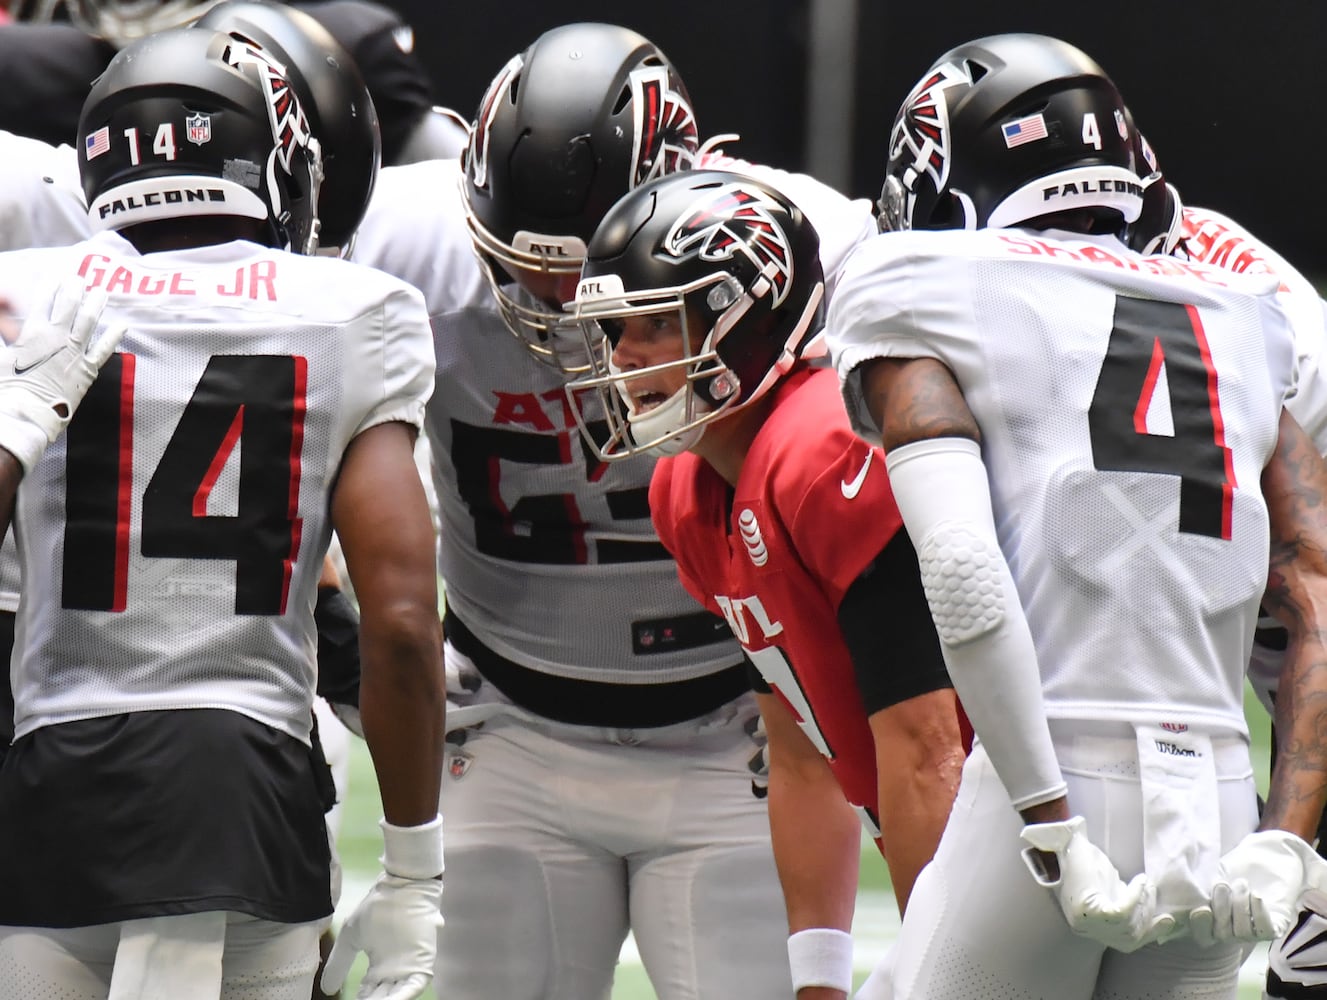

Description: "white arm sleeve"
885 436 1066 810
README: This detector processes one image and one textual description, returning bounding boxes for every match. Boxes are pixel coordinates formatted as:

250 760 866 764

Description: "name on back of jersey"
79 251 279 301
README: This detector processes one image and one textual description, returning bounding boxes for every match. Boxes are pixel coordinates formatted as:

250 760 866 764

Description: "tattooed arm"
860 356 980 450
1259 408 1327 840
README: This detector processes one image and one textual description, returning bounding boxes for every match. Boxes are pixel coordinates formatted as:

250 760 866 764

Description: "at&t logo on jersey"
737 508 768 567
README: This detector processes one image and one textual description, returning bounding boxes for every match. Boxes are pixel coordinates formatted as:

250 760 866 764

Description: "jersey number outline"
62 353 307 615
1088 295 1234 540
449 417 666 565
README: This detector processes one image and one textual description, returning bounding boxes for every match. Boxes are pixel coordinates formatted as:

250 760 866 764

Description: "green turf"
333 680 1276 998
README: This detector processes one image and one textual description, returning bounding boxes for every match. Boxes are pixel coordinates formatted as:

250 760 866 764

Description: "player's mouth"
630 388 670 415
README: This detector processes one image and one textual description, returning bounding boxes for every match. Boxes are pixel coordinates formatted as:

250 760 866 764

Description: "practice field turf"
330 682 1275 998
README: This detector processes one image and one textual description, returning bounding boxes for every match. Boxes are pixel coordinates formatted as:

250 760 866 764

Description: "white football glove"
321 817 444 1000
1021 815 1177 952
0 278 124 472
1190 830 1326 947
1266 888 1327 996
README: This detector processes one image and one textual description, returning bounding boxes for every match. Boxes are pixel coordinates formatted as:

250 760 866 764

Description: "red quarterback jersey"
651 365 909 838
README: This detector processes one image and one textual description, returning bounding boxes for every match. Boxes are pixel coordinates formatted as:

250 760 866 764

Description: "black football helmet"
462 22 700 371
79 26 324 254
195 0 380 254
564 169 824 461
879 33 1144 236
1125 121 1185 255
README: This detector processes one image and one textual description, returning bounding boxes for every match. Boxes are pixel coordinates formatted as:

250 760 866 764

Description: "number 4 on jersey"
1088 295 1235 540
62 353 306 614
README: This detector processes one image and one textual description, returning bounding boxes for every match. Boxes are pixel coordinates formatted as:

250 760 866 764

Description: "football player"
1128 131 1327 1000
350 20 876 1000
562 167 968 1000
0 27 444 1000
828 32 1327 999
0 0 456 164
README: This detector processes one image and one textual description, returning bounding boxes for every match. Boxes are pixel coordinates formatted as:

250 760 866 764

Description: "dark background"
392 0 1321 275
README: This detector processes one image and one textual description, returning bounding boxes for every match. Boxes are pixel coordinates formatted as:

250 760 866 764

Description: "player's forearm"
1260 410 1327 839
359 606 446 827
1264 633 1327 839
767 756 862 934
869 692 965 912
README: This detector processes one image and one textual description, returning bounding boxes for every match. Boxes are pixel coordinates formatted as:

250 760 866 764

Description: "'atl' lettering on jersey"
491 389 576 432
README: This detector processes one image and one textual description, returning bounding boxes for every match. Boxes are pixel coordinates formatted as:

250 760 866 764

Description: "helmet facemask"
565 273 745 460
462 181 593 373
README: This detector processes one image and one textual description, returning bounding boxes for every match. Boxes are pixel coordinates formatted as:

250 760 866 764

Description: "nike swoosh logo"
13 347 61 375
841 451 874 500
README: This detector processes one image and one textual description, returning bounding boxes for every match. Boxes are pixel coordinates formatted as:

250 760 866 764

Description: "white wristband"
379 814 444 880
787 927 853 993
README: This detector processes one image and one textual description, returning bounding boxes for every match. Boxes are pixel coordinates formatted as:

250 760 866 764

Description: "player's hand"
443 654 484 745
1266 888 1327 995
1021 815 1177 952
0 277 124 472
320 818 444 1000
1190 830 1326 946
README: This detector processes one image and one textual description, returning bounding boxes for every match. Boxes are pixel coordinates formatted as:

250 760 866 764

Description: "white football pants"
436 669 792 999
874 724 1256 1000
0 911 323 1000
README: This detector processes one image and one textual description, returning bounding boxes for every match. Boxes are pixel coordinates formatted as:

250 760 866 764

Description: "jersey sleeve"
0 133 90 251
826 233 949 445
348 281 435 438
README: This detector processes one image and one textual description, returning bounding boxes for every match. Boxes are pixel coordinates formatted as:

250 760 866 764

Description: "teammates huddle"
0 7 1325 1000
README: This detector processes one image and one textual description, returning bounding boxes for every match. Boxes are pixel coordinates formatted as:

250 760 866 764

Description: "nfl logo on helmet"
186 113 212 147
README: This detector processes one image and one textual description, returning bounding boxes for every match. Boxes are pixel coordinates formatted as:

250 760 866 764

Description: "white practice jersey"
0 131 89 252
354 160 739 684
830 227 1296 735
1179 205 1327 454
1 231 434 742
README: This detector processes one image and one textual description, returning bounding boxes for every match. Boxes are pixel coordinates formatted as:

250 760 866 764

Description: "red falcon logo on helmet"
469 54 522 191
630 65 698 188
664 184 794 307
889 60 972 197
224 39 311 174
